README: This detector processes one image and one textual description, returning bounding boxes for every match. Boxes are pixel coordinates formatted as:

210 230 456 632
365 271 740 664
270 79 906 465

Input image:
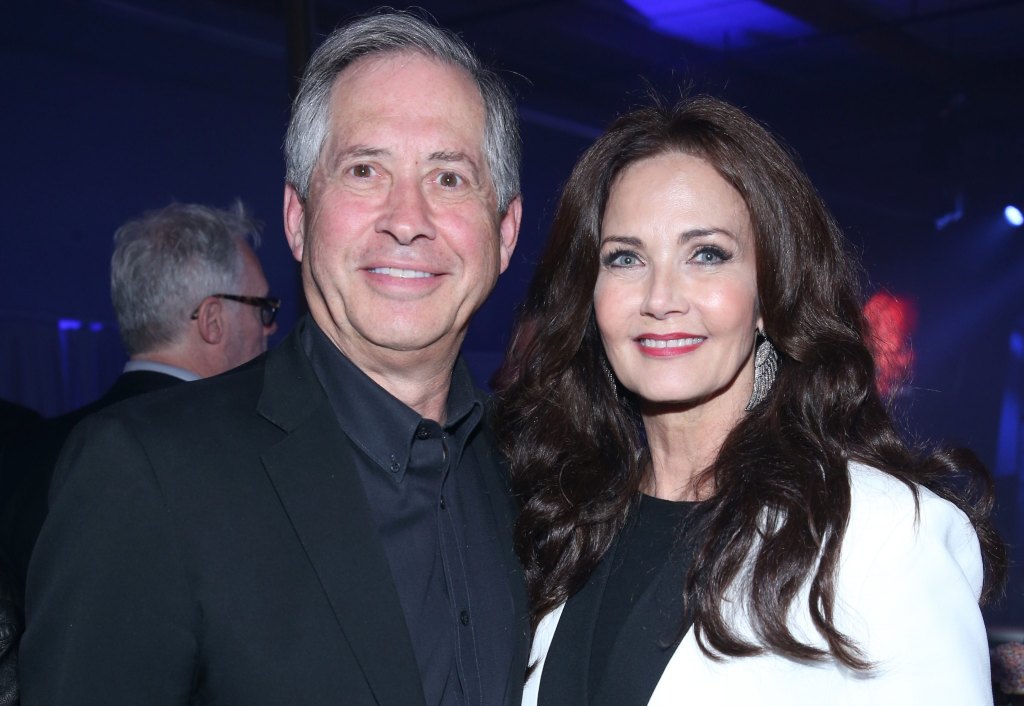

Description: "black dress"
538 495 700 706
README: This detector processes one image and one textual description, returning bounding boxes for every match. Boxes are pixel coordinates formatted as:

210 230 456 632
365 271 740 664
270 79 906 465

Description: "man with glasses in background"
0 201 278 600
116 201 278 382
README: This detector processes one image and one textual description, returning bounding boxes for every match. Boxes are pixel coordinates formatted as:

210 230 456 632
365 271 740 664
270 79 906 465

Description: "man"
21 11 527 706
0 201 277 597
108 201 278 385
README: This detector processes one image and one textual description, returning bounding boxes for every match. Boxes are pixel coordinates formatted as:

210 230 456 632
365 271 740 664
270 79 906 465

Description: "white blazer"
524 463 991 705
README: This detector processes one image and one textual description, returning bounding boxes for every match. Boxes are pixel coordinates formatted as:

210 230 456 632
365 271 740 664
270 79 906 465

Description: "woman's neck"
641 396 744 501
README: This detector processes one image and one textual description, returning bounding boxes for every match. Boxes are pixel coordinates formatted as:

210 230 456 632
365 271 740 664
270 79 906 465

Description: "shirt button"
439 496 447 509
459 610 470 626
416 425 430 440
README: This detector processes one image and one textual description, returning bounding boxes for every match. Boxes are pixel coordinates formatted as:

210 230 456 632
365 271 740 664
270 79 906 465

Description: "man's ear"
283 183 307 263
194 297 224 345
497 195 522 274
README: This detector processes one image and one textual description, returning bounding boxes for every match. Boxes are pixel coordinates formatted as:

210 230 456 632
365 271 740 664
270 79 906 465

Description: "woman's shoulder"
843 461 983 595
846 461 969 524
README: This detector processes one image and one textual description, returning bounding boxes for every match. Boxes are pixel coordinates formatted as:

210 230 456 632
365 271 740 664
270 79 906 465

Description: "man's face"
284 52 520 375
220 243 275 370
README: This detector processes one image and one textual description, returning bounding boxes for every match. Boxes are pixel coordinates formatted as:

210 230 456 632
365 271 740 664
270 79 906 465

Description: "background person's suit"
0 369 183 597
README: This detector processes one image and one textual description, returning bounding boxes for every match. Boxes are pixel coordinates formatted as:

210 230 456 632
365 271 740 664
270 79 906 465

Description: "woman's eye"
603 250 641 268
436 171 463 188
349 164 375 178
693 246 729 264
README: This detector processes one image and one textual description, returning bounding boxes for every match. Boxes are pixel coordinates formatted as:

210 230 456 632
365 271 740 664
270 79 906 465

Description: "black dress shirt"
303 321 514 706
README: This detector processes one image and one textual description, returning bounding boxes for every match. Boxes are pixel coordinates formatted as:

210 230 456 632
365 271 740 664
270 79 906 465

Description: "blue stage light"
622 0 812 50
1011 331 1024 359
1005 205 1024 227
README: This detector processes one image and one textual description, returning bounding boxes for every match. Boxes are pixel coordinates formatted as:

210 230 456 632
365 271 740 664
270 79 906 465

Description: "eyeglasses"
191 294 281 327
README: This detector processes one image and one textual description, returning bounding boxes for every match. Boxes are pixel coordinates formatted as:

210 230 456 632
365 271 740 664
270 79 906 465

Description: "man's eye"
350 164 374 178
436 171 463 188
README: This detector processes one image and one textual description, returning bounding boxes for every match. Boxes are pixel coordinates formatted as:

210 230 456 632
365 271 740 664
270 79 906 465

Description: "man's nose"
375 178 436 245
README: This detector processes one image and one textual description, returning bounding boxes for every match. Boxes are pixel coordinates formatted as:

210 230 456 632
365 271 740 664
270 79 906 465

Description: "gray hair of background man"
284 10 521 214
111 202 262 356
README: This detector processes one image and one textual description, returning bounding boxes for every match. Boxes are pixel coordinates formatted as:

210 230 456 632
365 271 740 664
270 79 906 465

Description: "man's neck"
311 315 463 422
334 342 458 423
125 355 202 381
357 355 454 423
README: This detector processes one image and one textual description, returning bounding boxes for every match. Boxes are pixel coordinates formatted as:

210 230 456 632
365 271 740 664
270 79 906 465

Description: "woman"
494 94 1004 705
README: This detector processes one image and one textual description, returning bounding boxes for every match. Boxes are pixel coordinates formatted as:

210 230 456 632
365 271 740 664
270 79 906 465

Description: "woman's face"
594 151 761 414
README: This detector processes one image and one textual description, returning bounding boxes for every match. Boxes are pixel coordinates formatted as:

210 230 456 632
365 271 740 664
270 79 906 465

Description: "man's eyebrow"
343 146 390 159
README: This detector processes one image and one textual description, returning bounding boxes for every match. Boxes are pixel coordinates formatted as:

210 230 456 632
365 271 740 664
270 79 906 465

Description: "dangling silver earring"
601 357 618 396
746 329 778 411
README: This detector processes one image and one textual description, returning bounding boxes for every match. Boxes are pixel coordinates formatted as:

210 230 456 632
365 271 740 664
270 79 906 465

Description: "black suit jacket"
21 325 529 705
0 370 183 596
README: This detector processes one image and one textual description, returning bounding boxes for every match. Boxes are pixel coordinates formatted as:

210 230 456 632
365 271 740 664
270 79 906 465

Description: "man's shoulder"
50 350 290 501
101 369 183 403
93 350 273 437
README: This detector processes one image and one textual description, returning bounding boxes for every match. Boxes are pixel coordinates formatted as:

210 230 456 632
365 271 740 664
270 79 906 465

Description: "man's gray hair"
284 10 521 214
111 202 261 356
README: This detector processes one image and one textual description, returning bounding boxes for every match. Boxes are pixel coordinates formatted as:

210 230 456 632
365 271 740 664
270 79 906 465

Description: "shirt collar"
123 359 201 381
301 317 483 480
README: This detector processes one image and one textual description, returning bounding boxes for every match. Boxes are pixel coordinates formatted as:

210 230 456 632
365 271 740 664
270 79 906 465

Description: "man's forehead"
328 51 484 124
337 49 473 85
322 52 488 161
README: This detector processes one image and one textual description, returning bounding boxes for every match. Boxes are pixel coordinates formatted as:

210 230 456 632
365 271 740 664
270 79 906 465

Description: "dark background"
3 0 1024 622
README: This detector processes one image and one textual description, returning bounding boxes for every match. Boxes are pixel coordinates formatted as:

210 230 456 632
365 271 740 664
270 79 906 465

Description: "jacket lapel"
472 423 530 705
257 328 427 706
